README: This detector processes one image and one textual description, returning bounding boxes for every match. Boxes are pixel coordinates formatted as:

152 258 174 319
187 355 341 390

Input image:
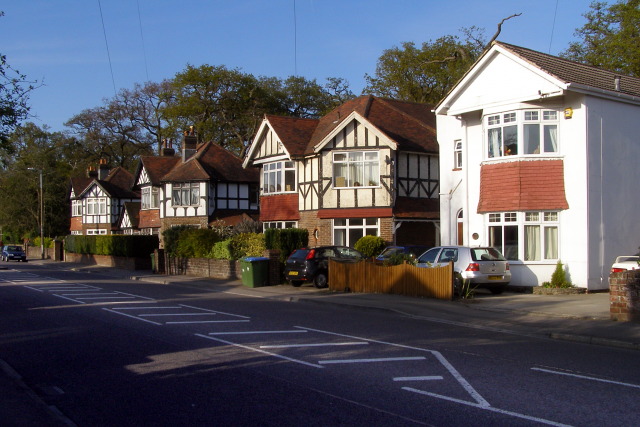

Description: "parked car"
374 245 430 265
1 245 27 262
610 256 640 274
284 246 364 288
416 246 510 294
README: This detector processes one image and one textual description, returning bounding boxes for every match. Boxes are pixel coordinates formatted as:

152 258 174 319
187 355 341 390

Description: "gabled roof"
162 141 259 183
136 155 181 186
436 41 640 114
120 201 141 229
496 42 640 98
78 167 138 199
249 95 437 161
69 177 93 199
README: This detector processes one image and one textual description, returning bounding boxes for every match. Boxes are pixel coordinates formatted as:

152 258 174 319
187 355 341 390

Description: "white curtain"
545 226 558 259
545 124 558 152
488 128 501 157
525 225 540 261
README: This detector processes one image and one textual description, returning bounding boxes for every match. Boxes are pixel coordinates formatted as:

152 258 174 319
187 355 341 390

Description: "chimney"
182 126 197 162
87 166 98 179
161 139 176 157
98 158 110 180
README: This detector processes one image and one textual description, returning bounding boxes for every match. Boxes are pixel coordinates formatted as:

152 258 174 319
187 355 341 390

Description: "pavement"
2 259 640 426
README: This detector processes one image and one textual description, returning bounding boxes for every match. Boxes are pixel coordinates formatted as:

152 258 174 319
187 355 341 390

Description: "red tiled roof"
477 160 569 213
259 194 299 221
138 156 181 185
264 115 318 157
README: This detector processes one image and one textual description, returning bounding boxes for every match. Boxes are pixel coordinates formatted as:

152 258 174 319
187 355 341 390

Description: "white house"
435 41 640 290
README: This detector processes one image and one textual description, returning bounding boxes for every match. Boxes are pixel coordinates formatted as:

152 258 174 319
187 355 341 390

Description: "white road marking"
394 376 443 382
103 308 162 325
296 325 490 407
195 333 324 368
139 313 217 317
208 330 307 335
179 304 250 318
75 296 138 300
113 306 181 310
319 357 426 365
165 320 250 324
532 367 640 389
260 342 368 349
403 387 572 427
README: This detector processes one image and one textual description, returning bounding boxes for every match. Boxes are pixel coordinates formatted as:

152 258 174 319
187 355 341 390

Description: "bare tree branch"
486 13 522 48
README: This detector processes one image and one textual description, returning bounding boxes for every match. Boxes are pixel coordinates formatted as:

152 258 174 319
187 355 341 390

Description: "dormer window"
333 151 379 188
486 109 559 158
263 161 295 194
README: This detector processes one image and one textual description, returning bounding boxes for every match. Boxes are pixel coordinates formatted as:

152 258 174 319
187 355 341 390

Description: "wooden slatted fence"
328 259 453 300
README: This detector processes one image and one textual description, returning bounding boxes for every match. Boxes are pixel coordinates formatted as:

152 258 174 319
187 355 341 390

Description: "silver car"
417 246 511 294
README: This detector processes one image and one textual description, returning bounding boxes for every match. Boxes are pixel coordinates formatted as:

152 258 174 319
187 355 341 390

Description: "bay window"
488 211 559 261
87 198 106 215
141 187 159 209
333 151 379 188
486 110 559 158
172 183 200 206
333 218 379 246
263 161 295 194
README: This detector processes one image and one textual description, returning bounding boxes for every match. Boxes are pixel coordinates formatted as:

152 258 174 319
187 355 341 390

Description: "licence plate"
488 275 503 280
288 271 298 276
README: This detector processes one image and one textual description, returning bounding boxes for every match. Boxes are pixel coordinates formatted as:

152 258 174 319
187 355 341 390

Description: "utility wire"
137 0 150 82
97 0 117 96
293 0 297 76
549 0 559 53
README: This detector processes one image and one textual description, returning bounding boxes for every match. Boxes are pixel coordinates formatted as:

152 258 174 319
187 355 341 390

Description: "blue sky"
1 0 594 132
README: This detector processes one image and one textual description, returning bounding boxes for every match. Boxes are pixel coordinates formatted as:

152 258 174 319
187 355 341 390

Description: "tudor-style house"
435 41 640 290
243 95 440 247
158 131 260 231
69 160 139 235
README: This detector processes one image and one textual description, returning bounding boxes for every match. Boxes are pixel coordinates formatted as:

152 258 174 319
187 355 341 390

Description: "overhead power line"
97 0 117 96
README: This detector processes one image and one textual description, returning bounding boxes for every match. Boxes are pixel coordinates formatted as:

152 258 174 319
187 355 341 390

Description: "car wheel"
289 280 303 287
313 273 328 289
489 285 506 295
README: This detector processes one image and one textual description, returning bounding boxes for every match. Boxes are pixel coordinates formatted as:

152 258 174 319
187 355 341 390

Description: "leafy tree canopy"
363 27 486 104
561 0 640 76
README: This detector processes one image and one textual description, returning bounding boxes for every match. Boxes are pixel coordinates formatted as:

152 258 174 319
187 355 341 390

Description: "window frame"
454 140 463 169
485 109 559 159
86 197 107 215
487 211 560 262
142 187 160 209
332 151 380 188
263 221 298 231
332 217 379 247
262 161 296 194
171 182 201 207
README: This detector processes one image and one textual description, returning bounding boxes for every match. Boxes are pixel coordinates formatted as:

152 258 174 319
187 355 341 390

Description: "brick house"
435 41 640 290
243 95 440 247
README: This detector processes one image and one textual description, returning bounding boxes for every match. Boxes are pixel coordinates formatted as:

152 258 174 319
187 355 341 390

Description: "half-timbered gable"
116 202 141 235
244 95 440 247
160 136 259 231
73 166 139 235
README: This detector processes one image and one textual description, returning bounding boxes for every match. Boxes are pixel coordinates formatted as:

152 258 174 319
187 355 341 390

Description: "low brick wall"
65 252 152 270
166 256 241 280
609 270 640 322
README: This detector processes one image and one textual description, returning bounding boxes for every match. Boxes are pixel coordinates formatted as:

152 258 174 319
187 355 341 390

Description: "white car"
610 256 640 274
417 246 511 294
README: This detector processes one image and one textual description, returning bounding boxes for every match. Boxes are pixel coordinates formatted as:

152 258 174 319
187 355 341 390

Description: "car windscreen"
378 247 402 258
7 246 21 251
471 248 506 261
288 249 309 260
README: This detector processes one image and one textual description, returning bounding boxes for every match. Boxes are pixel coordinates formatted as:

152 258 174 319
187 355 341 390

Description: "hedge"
64 235 159 257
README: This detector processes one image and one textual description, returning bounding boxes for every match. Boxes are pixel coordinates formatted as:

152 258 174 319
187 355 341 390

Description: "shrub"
175 228 221 258
210 239 233 260
384 252 417 266
354 235 386 258
543 261 573 288
162 225 192 256
265 228 309 262
229 233 265 259
64 235 158 257
232 217 262 235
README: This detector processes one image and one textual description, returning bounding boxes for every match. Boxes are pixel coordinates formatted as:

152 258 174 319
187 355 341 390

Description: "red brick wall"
70 216 82 232
609 270 640 322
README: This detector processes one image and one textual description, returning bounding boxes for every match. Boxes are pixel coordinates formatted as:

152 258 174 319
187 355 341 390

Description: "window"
454 140 462 169
172 183 200 206
263 221 297 230
141 187 159 209
487 211 559 261
263 161 295 194
333 151 379 188
86 198 106 215
333 218 379 246
486 110 558 158
72 200 82 216
86 229 107 235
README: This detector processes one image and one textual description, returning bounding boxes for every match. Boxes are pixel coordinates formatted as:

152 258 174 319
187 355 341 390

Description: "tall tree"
0 12 37 152
562 0 640 76
363 28 486 104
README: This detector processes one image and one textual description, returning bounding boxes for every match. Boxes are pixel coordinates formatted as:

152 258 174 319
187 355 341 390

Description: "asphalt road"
1 263 639 426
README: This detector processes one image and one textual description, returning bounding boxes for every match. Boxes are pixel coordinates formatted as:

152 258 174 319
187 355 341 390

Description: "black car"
2 245 27 262
375 245 430 264
284 246 364 288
